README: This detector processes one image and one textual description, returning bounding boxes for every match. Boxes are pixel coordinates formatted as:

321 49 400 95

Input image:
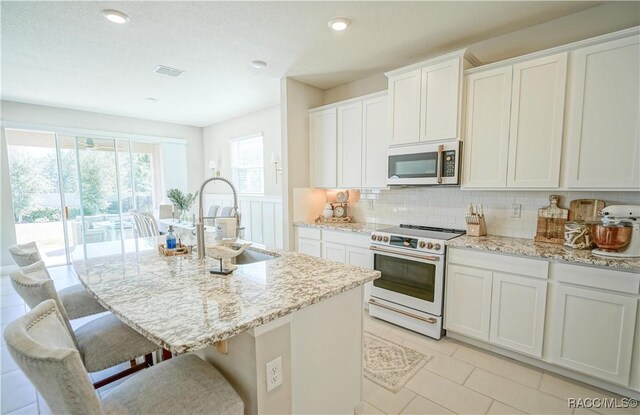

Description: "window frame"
228 132 265 195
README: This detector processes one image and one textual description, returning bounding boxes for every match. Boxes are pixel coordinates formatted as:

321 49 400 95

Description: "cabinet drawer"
448 248 548 279
296 227 321 240
323 230 370 248
550 263 640 294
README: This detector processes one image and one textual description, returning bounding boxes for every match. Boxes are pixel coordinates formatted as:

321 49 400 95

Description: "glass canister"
564 221 594 249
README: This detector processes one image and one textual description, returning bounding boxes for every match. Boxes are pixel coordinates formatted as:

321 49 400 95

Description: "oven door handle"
369 246 441 262
436 144 444 184
369 299 438 324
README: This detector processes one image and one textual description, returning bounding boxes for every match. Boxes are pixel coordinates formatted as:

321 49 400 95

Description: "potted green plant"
167 188 199 223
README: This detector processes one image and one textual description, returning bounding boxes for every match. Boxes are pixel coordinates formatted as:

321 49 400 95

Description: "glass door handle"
65 206 70 220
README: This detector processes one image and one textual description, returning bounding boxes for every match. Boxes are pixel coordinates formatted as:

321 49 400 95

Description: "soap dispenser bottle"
166 225 177 249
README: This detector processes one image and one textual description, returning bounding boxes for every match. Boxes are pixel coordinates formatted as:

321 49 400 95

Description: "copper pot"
590 224 632 251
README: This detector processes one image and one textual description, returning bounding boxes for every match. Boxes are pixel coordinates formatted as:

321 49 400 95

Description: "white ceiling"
0 1 636 127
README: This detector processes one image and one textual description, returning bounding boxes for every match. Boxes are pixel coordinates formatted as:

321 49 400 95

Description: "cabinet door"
564 35 640 189
507 53 567 188
345 246 373 269
549 284 637 385
445 264 492 341
388 69 421 145
420 58 461 142
322 242 346 264
362 95 388 188
462 67 512 188
337 102 363 188
310 108 337 188
489 273 547 357
297 238 322 258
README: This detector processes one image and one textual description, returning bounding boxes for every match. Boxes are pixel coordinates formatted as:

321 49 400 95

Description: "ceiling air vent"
153 65 185 77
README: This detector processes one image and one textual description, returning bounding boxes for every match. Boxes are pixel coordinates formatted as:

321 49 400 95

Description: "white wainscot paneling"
204 194 284 249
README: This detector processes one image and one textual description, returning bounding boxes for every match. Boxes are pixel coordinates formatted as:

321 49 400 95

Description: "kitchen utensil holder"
466 217 486 237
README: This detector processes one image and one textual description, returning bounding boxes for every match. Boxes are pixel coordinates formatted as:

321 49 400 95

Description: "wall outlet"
510 204 522 218
265 356 282 392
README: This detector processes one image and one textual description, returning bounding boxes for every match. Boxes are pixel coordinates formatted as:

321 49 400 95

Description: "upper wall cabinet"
563 35 640 189
463 53 567 189
386 50 476 146
309 92 388 189
310 108 337 188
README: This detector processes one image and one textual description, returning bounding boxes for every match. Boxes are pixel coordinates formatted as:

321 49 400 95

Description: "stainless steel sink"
231 250 277 265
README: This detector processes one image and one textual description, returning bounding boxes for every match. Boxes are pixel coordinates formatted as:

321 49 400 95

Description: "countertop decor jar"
564 221 594 249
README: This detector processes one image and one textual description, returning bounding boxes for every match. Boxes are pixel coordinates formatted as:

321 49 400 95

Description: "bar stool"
4 300 244 415
10 269 159 388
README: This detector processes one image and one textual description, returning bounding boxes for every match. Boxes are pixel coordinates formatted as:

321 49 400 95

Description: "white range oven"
368 225 465 339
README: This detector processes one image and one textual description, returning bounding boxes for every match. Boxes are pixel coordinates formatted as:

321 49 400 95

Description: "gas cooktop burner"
377 224 466 240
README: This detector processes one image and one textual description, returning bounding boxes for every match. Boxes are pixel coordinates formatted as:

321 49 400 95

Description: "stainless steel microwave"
387 141 461 186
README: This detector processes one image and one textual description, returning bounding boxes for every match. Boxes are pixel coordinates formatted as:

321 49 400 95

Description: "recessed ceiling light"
146 97 159 102
328 18 350 31
102 9 130 24
251 60 267 69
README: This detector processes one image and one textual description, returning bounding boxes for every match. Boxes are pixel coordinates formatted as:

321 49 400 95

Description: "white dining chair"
10 268 158 388
4 299 244 415
131 210 160 237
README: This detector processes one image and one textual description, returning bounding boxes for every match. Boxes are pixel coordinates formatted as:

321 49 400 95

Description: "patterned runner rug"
363 331 431 393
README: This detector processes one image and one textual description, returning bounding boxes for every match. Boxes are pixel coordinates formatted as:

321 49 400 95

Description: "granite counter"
446 235 640 273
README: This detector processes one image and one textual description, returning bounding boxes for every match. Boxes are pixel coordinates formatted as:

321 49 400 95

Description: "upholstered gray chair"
9 269 159 388
21 261 107 320
158 204 174 220
4 300 244 415
8 241 42 267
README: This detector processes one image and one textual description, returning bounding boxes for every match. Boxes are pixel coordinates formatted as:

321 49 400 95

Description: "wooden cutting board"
568 199 606 222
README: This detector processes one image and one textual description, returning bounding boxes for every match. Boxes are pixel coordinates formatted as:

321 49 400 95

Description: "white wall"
0 100 204 267
280 78 324 250
202 105 281 197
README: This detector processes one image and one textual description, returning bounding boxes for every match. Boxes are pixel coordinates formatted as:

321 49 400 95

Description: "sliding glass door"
5 129 165 264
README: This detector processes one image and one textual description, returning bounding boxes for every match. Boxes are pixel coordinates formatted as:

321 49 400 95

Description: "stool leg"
145 353 154 366
162 349 172 361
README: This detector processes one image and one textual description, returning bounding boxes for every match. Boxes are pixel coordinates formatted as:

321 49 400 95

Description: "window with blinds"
230 134 264 194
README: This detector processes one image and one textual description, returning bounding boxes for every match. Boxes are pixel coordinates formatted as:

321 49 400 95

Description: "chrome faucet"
196 176 240 259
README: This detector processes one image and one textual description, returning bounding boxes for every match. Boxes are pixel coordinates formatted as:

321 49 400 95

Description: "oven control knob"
426 242 434 249
382 236 389 242
418 241 426 248
371 234 377 241
377 235 384 241
433 243 441 250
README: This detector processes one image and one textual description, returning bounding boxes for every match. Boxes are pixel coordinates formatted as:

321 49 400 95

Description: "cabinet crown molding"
308 90 387 113
385 48 479 78
465 26 640 75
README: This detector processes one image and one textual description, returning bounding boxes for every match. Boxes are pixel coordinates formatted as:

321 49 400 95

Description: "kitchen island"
73 237 379 414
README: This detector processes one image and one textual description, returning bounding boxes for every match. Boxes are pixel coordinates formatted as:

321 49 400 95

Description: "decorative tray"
315 215 353 223
158 243 192 256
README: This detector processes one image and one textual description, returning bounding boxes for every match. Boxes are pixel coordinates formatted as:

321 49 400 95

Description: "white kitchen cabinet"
323 242 346 263
490 272 547 357
345 246 373 269
387 51 471 146
387 69 421 145
297 238 321 258
463 66 512 188
361 95 388 188
337 102 363 188
420 58 461 142
549 283 637 385
507 54 567 188
310 92 387 189
310 108 337 188
564 35 640 189
463 53 567 189
445 264 492 341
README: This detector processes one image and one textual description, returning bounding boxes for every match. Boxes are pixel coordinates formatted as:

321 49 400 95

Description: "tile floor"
0 265 635 415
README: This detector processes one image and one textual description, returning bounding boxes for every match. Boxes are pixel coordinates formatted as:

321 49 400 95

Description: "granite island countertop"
446 234 640 273
293 221 392 234
73 239 380 354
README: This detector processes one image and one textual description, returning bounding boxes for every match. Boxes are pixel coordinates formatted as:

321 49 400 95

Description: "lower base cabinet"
445 248 549 359
549 283 638 385
295 227 374 306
